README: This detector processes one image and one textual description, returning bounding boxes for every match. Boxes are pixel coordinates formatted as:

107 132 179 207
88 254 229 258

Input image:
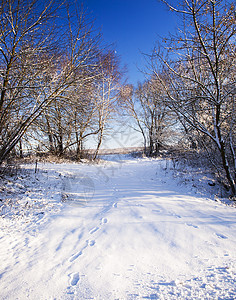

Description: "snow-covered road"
0 156 235 299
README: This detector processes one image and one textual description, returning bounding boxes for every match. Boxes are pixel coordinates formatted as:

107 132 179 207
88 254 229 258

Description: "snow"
0 155 236 299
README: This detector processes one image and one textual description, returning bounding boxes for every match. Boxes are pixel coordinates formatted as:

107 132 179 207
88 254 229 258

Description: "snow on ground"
0 155 235 299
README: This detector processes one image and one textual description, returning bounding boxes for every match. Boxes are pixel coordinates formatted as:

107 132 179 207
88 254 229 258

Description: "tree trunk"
19 139 23 158
219 140 236 196
93 128 104 160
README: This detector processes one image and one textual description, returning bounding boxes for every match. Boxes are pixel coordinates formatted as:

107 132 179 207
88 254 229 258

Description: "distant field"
88 147 145 155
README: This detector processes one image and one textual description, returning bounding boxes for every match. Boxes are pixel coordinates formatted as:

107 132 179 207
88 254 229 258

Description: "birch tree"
92 50 122 160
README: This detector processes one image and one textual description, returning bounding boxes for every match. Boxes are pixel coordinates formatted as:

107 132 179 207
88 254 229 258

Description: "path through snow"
0 156 235 299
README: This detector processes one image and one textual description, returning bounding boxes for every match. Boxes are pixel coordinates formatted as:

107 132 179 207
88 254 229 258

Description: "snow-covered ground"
0 155 235 299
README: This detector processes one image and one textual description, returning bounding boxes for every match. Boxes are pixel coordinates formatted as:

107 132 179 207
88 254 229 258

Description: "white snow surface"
0 155 236 299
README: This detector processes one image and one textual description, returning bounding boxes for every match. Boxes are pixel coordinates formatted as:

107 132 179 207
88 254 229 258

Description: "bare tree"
30 49 123 161
120 79 176 156
92 50 123 160
151 0 236 195
119 84 148 153
66 81 100 160
135 78 176 156
0 0 101 163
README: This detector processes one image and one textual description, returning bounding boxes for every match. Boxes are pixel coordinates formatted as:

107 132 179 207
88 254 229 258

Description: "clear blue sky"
83 0 178 85
82 0 179 149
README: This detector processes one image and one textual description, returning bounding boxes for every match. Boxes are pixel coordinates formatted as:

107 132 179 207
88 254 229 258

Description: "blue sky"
83 0 178 85
82 0 179 149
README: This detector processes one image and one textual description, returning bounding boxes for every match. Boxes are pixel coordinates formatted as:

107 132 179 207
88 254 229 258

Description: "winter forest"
0 0 235 196
0 0 236 299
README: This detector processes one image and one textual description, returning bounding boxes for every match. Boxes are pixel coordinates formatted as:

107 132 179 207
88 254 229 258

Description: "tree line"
0 0 123 163
0 0 235 196
120 0 235 196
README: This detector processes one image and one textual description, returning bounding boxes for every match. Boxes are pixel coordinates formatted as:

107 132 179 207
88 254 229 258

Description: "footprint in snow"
87 239 95 246
69 250 83 262
90 218 108 235
101 218 108 224
172 214 181 219
89 227 99 234
78 231 84 240
152 209 161 213
215 233 228 239
186 223 199 229
69 241 89 262
70 272 80 286
69 239 95 262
